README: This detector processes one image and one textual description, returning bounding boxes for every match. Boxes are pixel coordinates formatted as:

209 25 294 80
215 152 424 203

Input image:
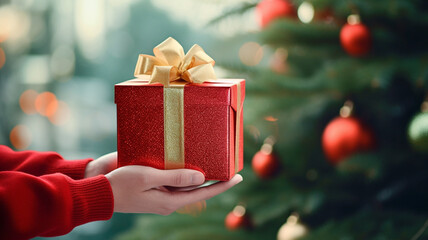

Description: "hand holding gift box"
115 37 245 181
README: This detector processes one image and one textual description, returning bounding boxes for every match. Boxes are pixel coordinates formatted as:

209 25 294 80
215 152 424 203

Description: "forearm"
0 172 113 239
0 145 92 179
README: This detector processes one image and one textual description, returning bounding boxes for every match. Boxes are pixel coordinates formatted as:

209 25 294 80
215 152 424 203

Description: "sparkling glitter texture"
115 79 245 181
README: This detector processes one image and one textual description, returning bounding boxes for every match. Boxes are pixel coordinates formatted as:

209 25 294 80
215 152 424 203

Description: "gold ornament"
277 213 307 240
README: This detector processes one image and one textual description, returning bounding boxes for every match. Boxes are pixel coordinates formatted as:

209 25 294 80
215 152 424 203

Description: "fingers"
164 180 219 192
103 152 118 168
166 174 243 208
85 152 118 178
146 168 206 188
108 165 242 215
98 152 118 175
102 151 117 158
107 152 118 161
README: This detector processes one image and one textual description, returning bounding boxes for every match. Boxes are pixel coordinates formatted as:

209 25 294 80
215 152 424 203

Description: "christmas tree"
117 0 428 239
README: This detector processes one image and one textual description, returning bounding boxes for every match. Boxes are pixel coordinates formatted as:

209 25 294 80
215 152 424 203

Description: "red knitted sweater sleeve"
0 145 91 179
0 145 114 239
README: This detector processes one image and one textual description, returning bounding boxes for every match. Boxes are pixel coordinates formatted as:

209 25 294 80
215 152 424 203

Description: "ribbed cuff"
47 158 93 180
69 175 114 227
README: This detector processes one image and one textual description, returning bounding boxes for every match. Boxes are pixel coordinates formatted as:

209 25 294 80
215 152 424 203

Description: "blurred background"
1 0 428 239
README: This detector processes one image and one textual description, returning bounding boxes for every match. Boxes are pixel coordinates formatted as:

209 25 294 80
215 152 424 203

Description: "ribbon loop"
134 37 216 85
151 65 180 86
134 54 168 78
184 64 216 84
153 37 185 67
180 44 215 71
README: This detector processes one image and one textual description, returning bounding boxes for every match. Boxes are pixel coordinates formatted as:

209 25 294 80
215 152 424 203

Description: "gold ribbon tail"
164 84 186 169
235 82 242 173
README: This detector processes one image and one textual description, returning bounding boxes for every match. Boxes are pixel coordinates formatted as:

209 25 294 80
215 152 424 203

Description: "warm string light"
265 116 278 122
233 205 246 217
20 89 71 123
270 48 289 74
0 6 31 44
49 101 71 126
0 48 5 69
35 91 58 117
340 100 354 118
19 89 38 114
261 136 276 154
297 2 314 23
9 125 31 150
347 14 361 25
14 90 71 149
239 42 263 66
75 0 106 60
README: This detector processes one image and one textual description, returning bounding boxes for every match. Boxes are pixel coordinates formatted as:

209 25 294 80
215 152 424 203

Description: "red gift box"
115 79 245 181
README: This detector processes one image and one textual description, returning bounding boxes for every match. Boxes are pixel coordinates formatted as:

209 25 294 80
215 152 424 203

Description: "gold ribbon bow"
134 37 217 86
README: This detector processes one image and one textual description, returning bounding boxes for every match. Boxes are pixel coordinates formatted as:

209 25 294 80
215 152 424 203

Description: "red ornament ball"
322 117 375 164
225 206 251 231
256 0 296 28
340 23 371 56
252 149 279 178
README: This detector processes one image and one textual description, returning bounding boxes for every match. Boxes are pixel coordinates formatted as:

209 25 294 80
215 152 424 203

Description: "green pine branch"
207 2 258 26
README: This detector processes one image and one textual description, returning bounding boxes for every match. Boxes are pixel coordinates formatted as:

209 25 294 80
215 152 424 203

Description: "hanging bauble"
225 205 252 231
256 0 296 28
252 137 280 178
277 213 307 240
340 14 371 56
322 101 375 164
408 102 428 153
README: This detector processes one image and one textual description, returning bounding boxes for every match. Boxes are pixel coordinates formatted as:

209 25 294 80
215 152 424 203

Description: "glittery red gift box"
115 79 245 181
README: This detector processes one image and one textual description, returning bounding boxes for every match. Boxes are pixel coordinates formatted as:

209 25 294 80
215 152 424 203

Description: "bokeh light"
270 48 289 74
297 2 314 24
0 48 5 69
232 205 246 217
23 56 50 84
50 45 75 78
277 214 307 240
0 6 15 42
19 89 38 114
35 92 58 117
347 14 360 25
49 101 71 126
0 6 31 43
75 0 105 60
9 125 32 150
265 116 278 122
239 42 263 66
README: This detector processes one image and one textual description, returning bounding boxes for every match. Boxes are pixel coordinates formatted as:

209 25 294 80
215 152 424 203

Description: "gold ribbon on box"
134 37 216 86
134 37 241 173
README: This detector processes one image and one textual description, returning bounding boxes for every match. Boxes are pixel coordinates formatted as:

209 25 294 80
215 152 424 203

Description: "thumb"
149 168 205 188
